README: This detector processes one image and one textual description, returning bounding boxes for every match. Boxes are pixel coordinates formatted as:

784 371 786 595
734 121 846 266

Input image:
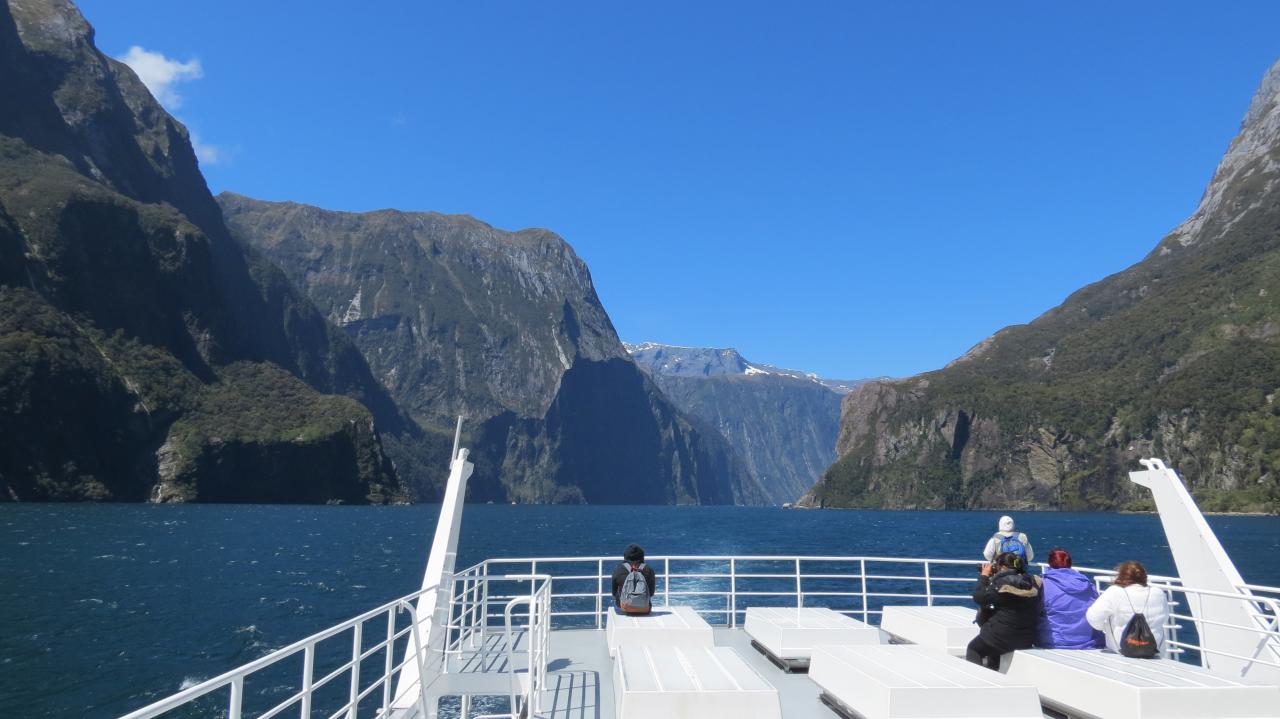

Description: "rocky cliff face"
0 0 422 503
804 59 1280 513
628 343 844 503
218 195 766 505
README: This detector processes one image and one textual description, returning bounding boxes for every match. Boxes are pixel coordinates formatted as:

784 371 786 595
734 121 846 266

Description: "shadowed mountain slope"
219 194 767 504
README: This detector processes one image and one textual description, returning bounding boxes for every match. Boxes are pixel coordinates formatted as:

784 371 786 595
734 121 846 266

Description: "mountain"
803 58 1280 514
0 0 441 503
217 195 767 505
626 343 847 503
626 342 866 395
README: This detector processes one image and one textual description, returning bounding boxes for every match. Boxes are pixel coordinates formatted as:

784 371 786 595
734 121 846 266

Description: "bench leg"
818 691 863 719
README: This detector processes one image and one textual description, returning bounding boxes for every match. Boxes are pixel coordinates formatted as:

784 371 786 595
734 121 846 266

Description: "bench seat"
1005 649 1280 718
605 605 713 656
809 645 1042 719
879 605 977 656
744 607 882 671
613 645 781 719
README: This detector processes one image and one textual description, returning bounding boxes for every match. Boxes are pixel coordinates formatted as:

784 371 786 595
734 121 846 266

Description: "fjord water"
3 505 1279 718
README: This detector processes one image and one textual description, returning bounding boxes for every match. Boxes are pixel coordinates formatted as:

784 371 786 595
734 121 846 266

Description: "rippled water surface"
2 504 1278 717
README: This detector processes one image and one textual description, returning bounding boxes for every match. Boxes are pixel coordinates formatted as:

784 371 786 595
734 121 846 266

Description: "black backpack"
1118 588 1158 659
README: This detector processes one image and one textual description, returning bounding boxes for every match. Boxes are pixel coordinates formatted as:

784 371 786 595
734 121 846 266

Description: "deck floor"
530 627 833 719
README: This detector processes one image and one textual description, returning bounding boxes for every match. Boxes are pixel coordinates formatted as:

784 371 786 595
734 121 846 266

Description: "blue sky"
79 1 1280 379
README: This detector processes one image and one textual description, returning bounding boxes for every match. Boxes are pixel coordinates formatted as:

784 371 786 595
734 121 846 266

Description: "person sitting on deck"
982 515 1034 563
1086 560 1172 657
612 543 658 614
967 551 1042 670
1037 548 1105 649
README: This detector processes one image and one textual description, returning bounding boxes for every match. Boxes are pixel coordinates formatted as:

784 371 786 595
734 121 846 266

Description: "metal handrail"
497 578 551 718
118 582 443 719
463 554 1280 670
119 553 1280 719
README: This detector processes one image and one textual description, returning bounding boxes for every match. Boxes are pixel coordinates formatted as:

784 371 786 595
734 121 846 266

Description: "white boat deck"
521 627 838 719
439 626 1280 719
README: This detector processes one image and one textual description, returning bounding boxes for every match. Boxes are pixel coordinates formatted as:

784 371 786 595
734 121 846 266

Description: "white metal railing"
118 554 1280 719
117 573 553 719
464 555 988 631
498 577 551 719
446 573 551 719
118 582 444 719
1071 565 1280 672
461 555 1280 674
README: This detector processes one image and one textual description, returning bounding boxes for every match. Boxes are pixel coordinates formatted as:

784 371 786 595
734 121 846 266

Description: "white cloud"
117 46 231 166
391 112 409 127
118 45 203 109
189 132 221 165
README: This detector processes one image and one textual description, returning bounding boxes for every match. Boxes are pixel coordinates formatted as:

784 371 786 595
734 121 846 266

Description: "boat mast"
392 417 475 711
1131 458 1280 683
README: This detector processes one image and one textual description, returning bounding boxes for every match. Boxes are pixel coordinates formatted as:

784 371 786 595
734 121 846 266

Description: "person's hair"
1047 548 1072 569
1114 560 1148 587
623 543 645 563
994 551 1025 573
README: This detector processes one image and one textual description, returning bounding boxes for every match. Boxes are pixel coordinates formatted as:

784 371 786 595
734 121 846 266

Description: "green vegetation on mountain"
0 0 422 503
805 59 1280 514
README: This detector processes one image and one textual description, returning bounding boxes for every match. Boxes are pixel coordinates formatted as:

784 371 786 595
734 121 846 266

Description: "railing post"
664 558 670 607
229 676 244 719
924 561 934 606
381 607 395 714
300 643 314 718
730 558 737 628
481 562 490 644
795 558 803 609
348 624 362 719
860 559 869 624
596 559 604 629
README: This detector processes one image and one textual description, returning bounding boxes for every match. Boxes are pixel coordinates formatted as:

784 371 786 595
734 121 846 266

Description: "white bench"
613 645 782 719
744 607 882 671
879 605 977 656
606 605 713 656
809 645 1042 719
1005 649 1280 718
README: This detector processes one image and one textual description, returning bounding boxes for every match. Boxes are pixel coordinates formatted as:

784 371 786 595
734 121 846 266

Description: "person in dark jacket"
611 543 658 609
1037 548 1105 649
967 551 1042 669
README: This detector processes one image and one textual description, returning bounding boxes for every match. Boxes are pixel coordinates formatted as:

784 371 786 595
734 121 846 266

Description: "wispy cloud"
118 46 203 109
391 112 409 127
189 132 222 165
117 46 229 166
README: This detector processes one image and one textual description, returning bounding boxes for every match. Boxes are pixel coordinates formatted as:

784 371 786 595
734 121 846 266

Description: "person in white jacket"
1085 560 1172 657
982 516 1034 562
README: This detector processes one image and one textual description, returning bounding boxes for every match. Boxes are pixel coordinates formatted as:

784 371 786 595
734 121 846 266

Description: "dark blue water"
2 504 1278 718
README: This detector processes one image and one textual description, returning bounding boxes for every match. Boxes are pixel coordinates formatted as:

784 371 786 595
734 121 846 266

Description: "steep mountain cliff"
627 343 846 503
804 59 1280 513
0 0 431 502
218 195 766 504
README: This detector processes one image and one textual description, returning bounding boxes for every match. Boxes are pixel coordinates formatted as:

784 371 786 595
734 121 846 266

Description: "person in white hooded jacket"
1085 560 1172 657
982 515 1034 562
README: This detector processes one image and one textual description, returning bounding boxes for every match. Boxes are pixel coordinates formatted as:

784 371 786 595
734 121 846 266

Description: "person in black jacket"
966 551 1042 669
611 543 658 609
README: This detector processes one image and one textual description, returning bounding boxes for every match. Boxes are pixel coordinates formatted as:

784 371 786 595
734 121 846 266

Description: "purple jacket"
1037 568 1106 649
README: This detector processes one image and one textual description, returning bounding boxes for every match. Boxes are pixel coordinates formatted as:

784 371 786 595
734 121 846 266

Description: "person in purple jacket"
1037 548 1106 649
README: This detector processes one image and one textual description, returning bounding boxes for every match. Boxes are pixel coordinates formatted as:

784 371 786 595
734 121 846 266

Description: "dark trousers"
965 635 1004 670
